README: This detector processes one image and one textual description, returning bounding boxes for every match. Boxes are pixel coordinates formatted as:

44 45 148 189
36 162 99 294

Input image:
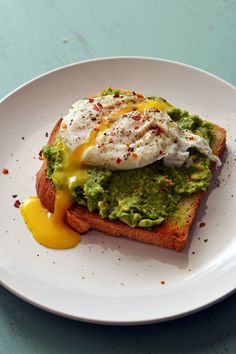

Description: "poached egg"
60 94 220 169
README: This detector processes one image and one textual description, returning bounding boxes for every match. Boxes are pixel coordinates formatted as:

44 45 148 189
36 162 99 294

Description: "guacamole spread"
43 91 213 228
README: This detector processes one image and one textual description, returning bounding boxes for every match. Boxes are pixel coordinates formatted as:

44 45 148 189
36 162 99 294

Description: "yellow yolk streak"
71 99 167 163
20 98 168 249
71 118 110 165
20 190 80 249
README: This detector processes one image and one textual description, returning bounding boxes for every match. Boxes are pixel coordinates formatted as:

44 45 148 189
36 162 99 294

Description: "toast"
36 116 226 252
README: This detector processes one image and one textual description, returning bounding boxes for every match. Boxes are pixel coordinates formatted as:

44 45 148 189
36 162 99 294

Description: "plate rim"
1 56 235 104
1 276 235 325
1 56 235 325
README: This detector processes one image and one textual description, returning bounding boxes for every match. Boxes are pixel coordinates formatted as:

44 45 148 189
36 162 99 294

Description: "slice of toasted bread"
36 113 226 252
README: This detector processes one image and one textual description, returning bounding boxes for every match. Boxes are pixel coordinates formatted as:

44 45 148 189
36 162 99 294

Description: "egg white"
59 94 220 170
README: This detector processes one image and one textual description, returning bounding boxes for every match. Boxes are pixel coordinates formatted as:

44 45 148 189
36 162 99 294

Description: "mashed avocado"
43 93 213 228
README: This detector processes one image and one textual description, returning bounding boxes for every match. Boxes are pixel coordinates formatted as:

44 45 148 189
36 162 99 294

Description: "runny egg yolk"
20 190 80 249
20 109 111 249
20 98 166 249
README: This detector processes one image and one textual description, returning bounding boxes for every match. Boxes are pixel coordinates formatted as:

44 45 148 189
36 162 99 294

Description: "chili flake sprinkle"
93 104 99 111
99 143 106 151
132 153 138 160
2 168 9 174
14 200 21 208
116 157 122 164
137 93 144 99
89 98 94 103
132 114 141 121
150 124 163 135
165 179 173 186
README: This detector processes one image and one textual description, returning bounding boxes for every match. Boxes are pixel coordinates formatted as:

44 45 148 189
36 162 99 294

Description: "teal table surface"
1 0 236 353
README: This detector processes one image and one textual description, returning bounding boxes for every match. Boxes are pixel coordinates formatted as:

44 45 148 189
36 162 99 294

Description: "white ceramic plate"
0 57 236 325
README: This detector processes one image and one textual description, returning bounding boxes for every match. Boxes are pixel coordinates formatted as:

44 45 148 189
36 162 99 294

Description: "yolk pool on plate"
20 98 166 249
20 190 80 249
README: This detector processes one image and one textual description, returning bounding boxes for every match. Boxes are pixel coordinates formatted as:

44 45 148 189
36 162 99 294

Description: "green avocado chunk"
43 94 213 228
71 155 211 228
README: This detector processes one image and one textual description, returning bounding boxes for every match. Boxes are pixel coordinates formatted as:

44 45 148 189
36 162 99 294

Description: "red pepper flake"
97 102 103 108
14 200 21 208
89 97 94 103
12 194 17 198
199 222 206 228
132 153 138 160
150 124 163 135
187 136 194 141
159 150 163 155
127 151 131 156
134 126 139 130
116 157 122 164
165 179 173 186
132 114 141 121
97 119 103 124
99 143 106 151
93 104 99 111
94 127 99 132
137 93 144 99
2 168 9 174
160 280 165 285
109 138 113 143
113 93 120 98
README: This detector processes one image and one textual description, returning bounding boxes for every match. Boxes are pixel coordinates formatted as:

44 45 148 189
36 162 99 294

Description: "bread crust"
36 116 226 251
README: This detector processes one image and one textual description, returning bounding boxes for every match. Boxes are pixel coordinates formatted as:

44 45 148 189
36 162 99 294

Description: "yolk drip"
20 97 168 249
71 117 110 165
20 189 80 249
